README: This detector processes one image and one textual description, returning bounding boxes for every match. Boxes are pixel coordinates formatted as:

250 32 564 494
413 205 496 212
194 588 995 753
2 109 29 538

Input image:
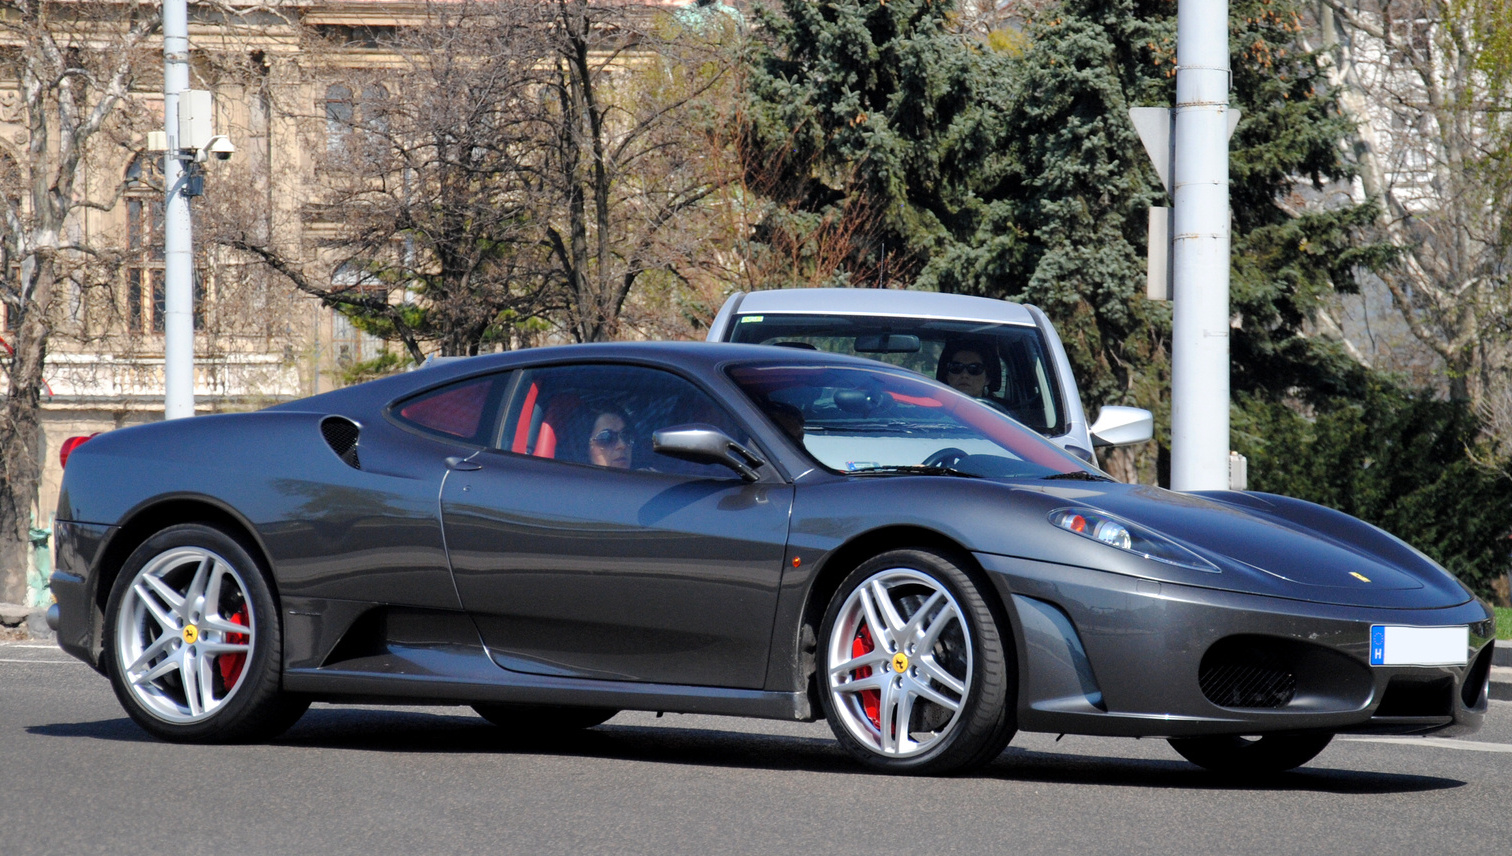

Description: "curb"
0 604 54 642
1492 667 1512 702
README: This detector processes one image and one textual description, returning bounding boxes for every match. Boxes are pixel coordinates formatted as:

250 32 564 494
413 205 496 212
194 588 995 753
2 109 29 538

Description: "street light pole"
1168 0 1232 490
162 0 195 420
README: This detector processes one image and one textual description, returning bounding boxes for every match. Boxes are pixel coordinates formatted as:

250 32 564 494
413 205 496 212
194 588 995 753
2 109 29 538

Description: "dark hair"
935 338 1000 393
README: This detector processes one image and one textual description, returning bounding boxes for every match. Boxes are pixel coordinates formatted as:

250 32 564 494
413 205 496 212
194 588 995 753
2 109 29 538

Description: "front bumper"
977 553 1494 739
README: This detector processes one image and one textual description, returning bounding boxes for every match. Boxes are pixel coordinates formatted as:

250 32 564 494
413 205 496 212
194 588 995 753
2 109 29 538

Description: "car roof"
731 288 1037 327
269 341 899 412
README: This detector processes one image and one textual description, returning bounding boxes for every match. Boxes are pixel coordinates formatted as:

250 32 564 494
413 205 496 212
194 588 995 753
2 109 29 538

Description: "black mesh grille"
320 416 362 470
1199 661 1297 708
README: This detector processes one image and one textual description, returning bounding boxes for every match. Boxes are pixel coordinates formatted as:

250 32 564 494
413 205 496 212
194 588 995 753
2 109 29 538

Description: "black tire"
103 523 308 742
471 704 618 733
1168 732 1334 774
817 548 1015 774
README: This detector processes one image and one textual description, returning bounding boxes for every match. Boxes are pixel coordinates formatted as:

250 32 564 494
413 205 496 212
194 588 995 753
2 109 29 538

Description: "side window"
502 364 751 478
392 373 508 445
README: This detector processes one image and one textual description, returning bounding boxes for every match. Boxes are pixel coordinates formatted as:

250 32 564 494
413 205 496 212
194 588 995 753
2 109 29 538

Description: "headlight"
1049 508 1219 572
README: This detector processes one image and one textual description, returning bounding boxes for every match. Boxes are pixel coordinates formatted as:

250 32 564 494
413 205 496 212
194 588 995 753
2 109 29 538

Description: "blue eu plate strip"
1370 625 1386 666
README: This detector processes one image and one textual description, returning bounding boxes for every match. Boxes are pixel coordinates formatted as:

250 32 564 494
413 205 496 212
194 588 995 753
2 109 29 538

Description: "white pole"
162 0 195 419
1169 0 1231 490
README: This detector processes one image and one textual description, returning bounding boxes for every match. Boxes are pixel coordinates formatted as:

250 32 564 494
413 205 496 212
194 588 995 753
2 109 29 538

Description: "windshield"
727 363 1095 479
726 313 1065 436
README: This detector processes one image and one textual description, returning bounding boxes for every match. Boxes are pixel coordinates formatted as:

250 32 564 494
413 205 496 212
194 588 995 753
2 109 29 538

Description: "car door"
439 362 794 689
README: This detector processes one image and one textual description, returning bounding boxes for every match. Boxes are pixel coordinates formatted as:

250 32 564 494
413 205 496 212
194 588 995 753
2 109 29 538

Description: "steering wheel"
922 447 968 468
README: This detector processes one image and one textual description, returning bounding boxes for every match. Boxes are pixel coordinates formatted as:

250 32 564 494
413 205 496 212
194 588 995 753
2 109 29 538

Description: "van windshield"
727 313 1065 436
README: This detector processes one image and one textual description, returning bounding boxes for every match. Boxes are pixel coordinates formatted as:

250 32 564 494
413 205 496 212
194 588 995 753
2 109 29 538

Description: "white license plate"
1369 625 1468 666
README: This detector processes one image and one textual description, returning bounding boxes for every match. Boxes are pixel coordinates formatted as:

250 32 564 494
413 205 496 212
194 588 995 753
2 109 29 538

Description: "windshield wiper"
848 464 983 478
1042 470 1115 482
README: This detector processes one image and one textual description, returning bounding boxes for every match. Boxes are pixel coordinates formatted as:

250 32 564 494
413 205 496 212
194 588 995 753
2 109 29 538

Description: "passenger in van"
936 339 999 400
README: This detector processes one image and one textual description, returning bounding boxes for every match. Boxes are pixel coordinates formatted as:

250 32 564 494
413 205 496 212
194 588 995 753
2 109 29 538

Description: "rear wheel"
471 704 617 734
104 524 307 742
1168 732 1334 774
817 548 1015 774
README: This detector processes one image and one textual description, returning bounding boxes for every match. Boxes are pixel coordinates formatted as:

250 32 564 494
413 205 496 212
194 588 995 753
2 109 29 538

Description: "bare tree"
535 0 735 342
218 1 566 361
0 0 160 603
1310 1 1512 410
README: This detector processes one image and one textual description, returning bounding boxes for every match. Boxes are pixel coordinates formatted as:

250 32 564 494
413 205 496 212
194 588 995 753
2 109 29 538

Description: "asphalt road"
3 640 1509 856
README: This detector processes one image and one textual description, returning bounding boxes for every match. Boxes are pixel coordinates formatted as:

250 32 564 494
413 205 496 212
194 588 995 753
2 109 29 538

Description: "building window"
325 83 389 154
331 262 385 365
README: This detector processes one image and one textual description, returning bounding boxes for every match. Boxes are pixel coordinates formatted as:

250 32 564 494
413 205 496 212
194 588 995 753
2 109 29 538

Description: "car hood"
1001 482 1472 610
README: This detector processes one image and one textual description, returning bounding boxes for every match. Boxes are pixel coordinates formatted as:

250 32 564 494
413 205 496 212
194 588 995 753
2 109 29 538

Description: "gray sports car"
49 343 1496 774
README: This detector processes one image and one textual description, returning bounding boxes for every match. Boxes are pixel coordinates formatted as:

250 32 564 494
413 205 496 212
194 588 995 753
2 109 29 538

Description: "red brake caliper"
217 608 249 689
852 624 881 728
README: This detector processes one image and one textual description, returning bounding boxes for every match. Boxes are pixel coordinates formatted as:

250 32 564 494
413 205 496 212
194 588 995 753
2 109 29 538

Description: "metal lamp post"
162 0 194 420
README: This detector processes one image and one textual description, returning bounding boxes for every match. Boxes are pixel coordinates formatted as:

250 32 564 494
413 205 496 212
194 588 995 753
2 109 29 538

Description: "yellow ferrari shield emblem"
1349 572 1371 583
891 652 909 673
182 625 199 644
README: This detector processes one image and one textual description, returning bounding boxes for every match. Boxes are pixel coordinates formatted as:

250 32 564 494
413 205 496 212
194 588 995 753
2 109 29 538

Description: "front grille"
1200 659 1297 709
320 416 362 469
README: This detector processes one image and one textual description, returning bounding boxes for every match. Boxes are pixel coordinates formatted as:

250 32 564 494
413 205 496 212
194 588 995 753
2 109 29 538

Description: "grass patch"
1497 607 1512 641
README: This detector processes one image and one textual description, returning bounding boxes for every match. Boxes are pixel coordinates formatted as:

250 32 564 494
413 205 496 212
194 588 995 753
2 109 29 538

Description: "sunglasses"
945 361 986 376
590 428 634 447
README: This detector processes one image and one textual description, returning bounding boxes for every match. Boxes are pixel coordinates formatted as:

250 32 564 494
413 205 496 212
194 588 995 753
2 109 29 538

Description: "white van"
707 288 1153 463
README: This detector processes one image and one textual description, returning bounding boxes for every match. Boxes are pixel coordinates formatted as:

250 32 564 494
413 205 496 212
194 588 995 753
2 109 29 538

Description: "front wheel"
104 524 307 742
1168 732 1334 774
817 549 1015 774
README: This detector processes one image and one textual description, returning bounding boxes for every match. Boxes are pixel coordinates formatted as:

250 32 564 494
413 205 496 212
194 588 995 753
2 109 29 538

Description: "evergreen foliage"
1235 384 1511 599
743 0 1512 595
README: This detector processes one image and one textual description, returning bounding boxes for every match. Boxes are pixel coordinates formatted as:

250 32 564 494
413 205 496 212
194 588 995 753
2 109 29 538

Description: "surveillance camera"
206 136 236 161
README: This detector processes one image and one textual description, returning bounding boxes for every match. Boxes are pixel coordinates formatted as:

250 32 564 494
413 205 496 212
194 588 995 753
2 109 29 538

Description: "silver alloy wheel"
826 568 974 758
113 546 256 724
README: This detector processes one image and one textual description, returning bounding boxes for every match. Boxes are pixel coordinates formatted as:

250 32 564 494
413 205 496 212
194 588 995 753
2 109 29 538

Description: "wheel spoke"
915 654 966 697
196 649 219 713
125 633 176 676
186 556 214 618
901 590 945 641
911 676 962 712
140 573 186 615
133 582 180 632
894 686 919 752
877 679 900 753
918 602 959 652
200 614 247 637
866 579 907 634
855 586 890 647
196 639 250 656
833 673 886 694
181 651 205 717
828 648 888 679
203 561 227 619
133 651 181 686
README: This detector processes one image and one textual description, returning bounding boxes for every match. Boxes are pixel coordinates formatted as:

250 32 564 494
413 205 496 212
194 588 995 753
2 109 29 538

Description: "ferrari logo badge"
1349 572 1371 583
891 652 909 673
182 625 199 644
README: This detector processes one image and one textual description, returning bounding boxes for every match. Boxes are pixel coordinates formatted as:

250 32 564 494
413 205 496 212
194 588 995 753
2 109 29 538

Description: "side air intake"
320 416 362 470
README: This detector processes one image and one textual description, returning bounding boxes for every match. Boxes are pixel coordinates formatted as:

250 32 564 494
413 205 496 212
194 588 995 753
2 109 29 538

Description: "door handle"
445 456 482 471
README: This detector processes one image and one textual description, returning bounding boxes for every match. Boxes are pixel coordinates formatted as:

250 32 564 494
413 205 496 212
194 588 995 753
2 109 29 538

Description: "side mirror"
1089 406 1154 448
652 424 766 481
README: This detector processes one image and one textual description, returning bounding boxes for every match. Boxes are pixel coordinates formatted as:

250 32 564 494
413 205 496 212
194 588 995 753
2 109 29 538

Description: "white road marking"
1340 736 1512 754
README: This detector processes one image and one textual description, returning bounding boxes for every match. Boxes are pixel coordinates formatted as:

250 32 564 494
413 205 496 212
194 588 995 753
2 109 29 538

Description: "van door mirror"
1089 406 1154 447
